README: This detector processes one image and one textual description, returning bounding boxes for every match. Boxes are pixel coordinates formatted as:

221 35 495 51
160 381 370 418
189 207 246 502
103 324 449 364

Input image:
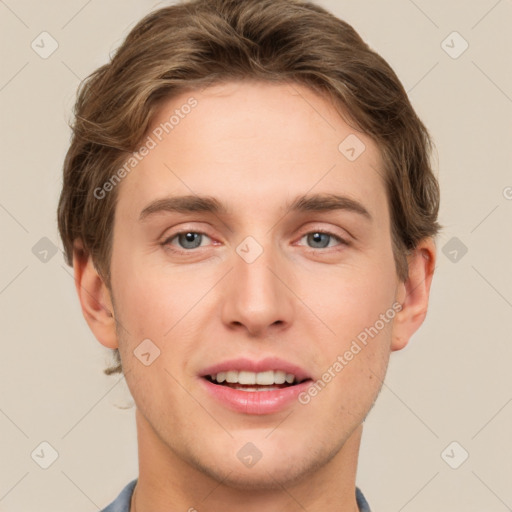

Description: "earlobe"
391 238 436 352
72 241 118 349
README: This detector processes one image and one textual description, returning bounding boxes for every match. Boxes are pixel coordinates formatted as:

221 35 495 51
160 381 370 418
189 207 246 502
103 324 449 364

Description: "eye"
161 229 348 253
164 231 212 250
298 231 348 249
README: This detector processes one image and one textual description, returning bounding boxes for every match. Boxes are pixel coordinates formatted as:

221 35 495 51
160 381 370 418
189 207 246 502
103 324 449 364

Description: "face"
108 81 404 488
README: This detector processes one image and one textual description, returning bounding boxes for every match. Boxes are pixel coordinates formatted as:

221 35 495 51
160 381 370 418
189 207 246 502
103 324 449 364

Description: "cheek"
300 259 398 338
111 249 192 339
296 256 397 406
110 252 212 387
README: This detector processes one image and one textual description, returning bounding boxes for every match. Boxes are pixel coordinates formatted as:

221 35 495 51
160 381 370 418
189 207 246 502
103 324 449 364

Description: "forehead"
115 80 388 223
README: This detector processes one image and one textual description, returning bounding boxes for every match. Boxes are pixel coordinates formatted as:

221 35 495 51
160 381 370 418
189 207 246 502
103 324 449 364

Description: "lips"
200 357 311 385
199 357 313 414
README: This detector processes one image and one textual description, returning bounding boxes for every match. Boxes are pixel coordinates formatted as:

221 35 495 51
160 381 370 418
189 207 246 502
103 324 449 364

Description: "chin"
195 463 306 491
187 443 337 491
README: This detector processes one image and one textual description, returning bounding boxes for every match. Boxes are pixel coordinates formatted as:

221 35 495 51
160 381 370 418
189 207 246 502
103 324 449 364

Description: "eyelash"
162 229 349 253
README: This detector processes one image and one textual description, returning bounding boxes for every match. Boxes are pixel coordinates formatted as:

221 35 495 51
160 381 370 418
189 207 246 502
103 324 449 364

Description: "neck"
131 408 362 512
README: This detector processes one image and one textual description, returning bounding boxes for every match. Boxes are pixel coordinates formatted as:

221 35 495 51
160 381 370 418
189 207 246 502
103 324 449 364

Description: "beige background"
1 0 511 510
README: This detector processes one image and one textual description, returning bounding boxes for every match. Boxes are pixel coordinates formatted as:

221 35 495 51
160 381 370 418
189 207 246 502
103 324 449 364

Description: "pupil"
309 232 329 248
181 232 201 248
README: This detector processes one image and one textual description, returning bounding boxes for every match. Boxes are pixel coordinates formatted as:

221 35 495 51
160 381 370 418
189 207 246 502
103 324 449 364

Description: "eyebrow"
288 193 371 220
139 195 228 220
138 193 372 222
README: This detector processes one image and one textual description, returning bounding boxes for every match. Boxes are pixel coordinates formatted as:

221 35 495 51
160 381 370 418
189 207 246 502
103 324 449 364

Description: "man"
57 0 440 510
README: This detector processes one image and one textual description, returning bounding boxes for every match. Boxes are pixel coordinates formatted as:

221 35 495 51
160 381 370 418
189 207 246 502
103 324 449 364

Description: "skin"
74 81 436 511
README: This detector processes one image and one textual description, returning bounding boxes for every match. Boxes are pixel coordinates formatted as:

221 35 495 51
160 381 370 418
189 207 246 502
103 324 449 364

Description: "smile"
206 369 300 390
199 358 313 414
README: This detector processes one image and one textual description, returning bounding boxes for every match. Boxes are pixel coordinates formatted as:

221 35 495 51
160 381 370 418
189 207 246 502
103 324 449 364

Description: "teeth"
256 370 274 385
239 370 256 385
226 371 238 383
209 370 297 385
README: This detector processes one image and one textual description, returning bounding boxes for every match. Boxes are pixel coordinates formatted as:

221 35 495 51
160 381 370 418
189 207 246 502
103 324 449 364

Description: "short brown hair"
57 0 441 374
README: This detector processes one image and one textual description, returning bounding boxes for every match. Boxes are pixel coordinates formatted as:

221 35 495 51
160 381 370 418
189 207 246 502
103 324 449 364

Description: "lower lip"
200 378 312 415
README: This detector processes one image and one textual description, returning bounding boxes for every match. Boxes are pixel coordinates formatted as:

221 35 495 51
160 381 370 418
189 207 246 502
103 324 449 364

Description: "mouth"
203 370 311 392
199 358 313 414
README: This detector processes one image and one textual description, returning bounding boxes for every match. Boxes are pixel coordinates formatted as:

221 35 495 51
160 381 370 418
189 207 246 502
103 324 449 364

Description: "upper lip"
200 357 312 383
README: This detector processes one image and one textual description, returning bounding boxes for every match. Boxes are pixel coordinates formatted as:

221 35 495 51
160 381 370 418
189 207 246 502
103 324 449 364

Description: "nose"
220 241 294 337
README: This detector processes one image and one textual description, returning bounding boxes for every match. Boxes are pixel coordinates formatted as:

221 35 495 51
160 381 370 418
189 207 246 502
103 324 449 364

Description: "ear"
391 238 436 351
72 240 118 349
